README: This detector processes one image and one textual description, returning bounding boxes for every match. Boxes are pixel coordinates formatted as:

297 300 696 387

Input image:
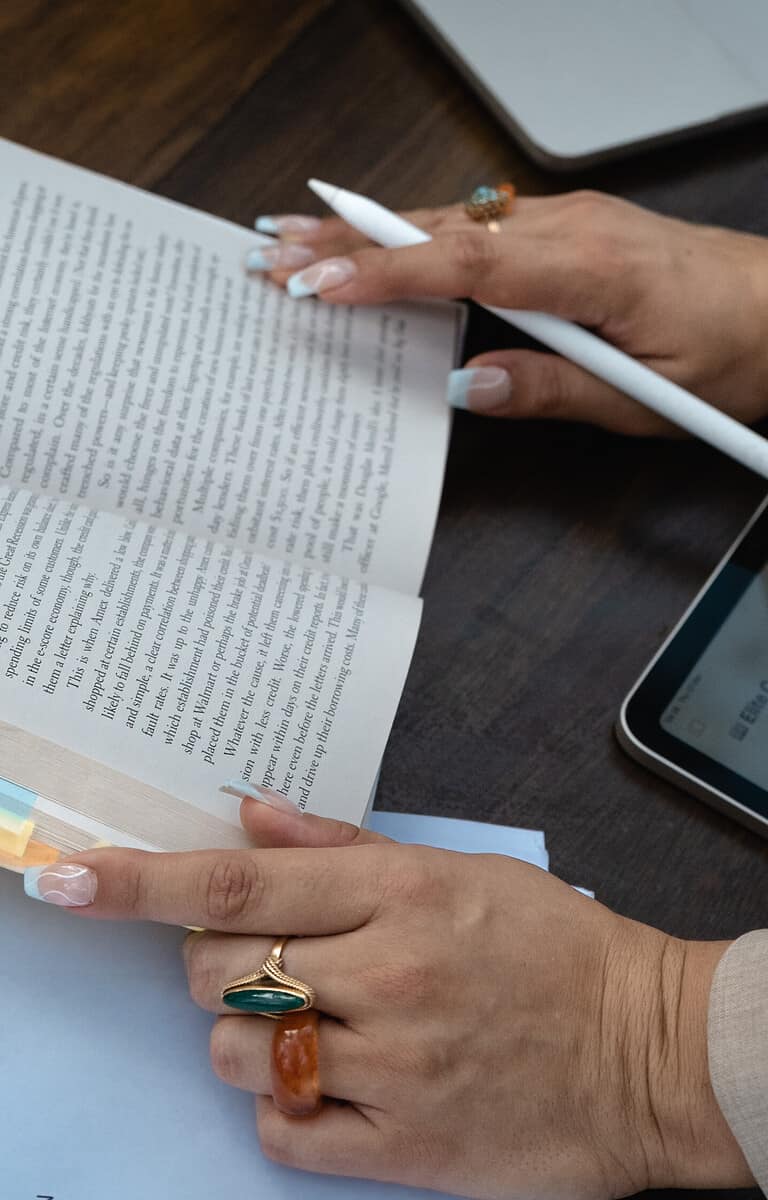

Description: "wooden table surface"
3 2 767 1196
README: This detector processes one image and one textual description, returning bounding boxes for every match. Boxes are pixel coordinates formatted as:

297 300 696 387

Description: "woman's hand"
24 805 752 1199
247 195 768 435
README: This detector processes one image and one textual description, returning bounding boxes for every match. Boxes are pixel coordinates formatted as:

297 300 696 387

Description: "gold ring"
464 182 516 230
221 936 317 1018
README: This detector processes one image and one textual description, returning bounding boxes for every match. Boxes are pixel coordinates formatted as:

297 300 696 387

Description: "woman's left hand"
26 803 750 1199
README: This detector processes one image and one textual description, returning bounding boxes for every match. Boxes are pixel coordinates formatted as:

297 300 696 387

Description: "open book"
0 139 461 871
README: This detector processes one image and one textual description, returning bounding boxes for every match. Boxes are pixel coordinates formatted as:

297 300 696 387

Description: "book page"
0 137 458 595
0 486 421 851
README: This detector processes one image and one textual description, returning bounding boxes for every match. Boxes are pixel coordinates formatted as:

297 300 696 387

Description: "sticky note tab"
0 778 36 821
0 837 59 873
0 809 35 857
0 779 38 857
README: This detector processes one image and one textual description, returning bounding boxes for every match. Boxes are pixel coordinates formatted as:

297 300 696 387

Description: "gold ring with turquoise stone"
221 937 317 1018
464 182 516 224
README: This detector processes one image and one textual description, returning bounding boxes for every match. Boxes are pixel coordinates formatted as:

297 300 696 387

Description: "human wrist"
747 239 768 411
642 936 754 1189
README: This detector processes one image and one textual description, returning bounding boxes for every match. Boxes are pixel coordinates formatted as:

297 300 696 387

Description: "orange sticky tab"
0 809 35 858
0 838 60 873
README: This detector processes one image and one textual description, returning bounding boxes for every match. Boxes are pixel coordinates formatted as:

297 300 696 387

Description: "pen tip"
308 178 339 207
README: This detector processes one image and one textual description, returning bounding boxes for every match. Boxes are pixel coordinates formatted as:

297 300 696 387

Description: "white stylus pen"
308 178 768 481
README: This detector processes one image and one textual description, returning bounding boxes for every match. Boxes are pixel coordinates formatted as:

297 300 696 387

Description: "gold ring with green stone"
221 937 316 1018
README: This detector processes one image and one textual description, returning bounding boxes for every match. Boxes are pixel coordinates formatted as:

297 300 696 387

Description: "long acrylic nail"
220 779 299 814
287 257 357 299
447 366 511 413
245 243 316 272
24 863 97 907
255 215 323 237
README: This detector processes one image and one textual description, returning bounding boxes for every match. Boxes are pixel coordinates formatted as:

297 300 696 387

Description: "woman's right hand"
248 193 768 436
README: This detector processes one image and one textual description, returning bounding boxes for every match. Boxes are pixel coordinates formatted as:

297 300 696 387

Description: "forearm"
746 235 768 411
603 927 753 1191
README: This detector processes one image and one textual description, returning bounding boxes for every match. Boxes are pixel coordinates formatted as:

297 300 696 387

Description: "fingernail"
287 257 356 299
245 243 316 272
255 215 323 237
220 779 299 814
447 367 511 413
24 863 97 906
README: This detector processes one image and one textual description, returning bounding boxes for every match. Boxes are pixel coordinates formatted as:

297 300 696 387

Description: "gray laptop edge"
403 0 768 169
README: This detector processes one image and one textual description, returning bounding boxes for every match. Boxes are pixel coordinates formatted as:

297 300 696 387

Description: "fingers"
183 929 365 1018
451 350 676 435
247 193 603 289
29 842 387 933
209 1013 367 1103
248 204 468 275
250 190 664 339
252 192 595 259
253 204 465 249
249 190 646 328
256 1096 387 1179
238 794 390 850
276 231 607 325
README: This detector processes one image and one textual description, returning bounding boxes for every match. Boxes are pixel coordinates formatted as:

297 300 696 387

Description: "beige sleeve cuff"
708 930 768 1191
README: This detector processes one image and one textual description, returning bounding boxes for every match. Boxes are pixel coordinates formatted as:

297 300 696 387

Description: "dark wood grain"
0 0 330 185
2 2 767 1196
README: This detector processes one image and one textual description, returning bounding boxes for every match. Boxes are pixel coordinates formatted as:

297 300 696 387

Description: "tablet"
617 497 768 837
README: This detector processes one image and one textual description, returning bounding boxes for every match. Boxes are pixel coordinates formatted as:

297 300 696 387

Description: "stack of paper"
1 813 549 1199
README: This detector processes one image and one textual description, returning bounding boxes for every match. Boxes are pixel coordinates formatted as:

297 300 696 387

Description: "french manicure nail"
24 863 97 907
220 779 299 814
286 257 357 299
447 367 511 413
245 243 316 272
255 215 323 237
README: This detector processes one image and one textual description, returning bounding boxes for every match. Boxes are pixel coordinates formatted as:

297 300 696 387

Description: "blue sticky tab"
0 778 36 819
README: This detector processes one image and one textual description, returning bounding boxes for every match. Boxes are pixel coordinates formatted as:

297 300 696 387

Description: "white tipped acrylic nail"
220 779 299 813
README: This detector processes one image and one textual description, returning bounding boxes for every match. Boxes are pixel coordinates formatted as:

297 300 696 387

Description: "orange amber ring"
271 1009 322 1118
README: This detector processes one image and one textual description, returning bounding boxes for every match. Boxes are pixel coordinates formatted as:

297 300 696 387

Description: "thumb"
452 350 677 436
229 782 391 848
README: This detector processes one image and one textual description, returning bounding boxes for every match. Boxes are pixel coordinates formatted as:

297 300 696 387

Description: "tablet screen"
660 567 768 791
621 498 768 821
